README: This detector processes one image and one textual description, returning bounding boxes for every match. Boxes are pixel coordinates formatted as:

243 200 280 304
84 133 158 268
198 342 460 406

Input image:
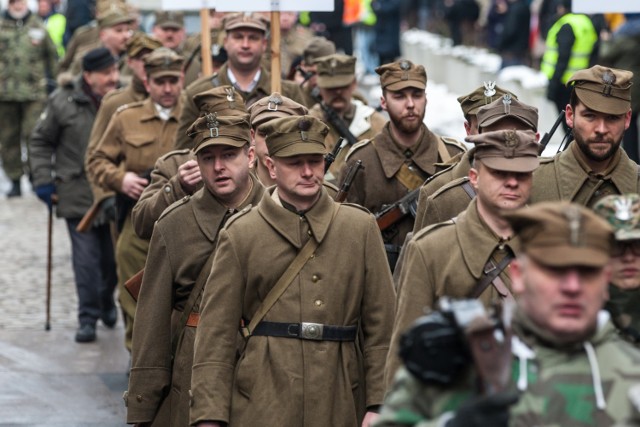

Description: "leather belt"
251 321 357 341
186 312 200 327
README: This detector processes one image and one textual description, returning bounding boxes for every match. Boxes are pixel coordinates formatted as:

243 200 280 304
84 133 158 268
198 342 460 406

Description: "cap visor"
576 88 630 115
480 156 539 173
385 81 426 92
527 246 610 268
194 137 247 153
149 71 183 79
272 143 326 158
480 114 535 130
317 75 355 89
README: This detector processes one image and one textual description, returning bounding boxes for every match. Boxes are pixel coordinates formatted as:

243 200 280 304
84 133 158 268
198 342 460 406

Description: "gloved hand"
446 391 519 427
35 183 56 210
100 196 117 222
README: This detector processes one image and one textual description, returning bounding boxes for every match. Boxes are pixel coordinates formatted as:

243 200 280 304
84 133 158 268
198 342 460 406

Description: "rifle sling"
243 203 340 338
396 163 426 191
437 137 452 164
461 180 476 199
470 253 514 299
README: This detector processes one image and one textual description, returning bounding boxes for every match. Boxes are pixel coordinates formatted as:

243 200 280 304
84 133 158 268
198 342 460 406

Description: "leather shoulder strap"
469 253 514 299
437 137 452 163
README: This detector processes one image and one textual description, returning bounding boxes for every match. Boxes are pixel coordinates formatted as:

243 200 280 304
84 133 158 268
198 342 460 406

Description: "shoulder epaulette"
322 180 339 193
539 156 554 164
431 176 471 199
345 139 372 162
224 204 254 228
159 148 192 161
157 195 191 222
115 100 145 114
102 87 126 102
340 202 370 214
413 219 455 241
441 136 468 152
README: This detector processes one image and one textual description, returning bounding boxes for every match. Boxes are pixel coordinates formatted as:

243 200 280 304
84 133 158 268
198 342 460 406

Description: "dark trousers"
65 218 117 326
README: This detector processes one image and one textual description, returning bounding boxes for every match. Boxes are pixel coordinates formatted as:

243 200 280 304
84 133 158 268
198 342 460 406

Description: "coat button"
163 185 171 193
307 230 312 236
314 299 323 306
312 274 320 282
136 394 143 402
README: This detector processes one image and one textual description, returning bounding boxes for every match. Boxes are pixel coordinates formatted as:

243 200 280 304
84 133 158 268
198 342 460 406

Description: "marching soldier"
190 115 395 427
531 65 638 207
86 48 185 352
126 114 264 427
152 11 186 54
340 59 466 270
294 36 336 108
386 129 540 387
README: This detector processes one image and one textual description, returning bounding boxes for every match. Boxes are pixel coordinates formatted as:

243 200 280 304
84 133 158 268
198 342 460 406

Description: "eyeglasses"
612 240 640 257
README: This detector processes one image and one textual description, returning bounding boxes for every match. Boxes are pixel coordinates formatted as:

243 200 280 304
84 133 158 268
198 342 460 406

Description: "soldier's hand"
178 159 201 194
35 183 56 210
121 172 149 200
445 391 519 427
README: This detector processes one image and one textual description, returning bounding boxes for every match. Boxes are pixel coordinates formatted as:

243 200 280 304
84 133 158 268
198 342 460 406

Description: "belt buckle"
300 322 323 340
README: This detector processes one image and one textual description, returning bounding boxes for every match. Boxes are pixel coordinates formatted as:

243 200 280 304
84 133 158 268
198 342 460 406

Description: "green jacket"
376 311 640 426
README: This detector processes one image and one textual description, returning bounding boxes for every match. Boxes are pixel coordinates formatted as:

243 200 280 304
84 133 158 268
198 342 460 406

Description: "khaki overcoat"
418 175 476 229
191 188 395 426
341 123 465 247
385 199 519 388
126 176 265 426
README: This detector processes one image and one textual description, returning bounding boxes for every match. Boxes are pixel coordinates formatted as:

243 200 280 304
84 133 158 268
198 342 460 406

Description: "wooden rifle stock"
335 160 364 202
76 200 102 233
375 188 421 232
124 268 144 301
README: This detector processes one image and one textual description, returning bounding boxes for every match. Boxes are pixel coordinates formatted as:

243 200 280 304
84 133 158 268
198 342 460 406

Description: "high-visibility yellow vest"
541 13 597 84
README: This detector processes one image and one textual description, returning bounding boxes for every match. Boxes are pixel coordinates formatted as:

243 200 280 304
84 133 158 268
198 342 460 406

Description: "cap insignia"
299 118 311 141
268 94 283 111
483 81 496 101
504 129 517 158
502 94 512 115
614 197 634 221
206 113 219 138
564 206 582 247
399 60 411 71
329 58 338 76
212 43 221 56
602 70 616 97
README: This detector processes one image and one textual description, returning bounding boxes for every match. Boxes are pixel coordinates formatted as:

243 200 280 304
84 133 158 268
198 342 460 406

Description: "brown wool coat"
126 177 265 426
86 97 183 193
173 63 308 150
385 199 520 389
418 175 476 229
131 148 199 239
191 188 395 426
340 123 466 247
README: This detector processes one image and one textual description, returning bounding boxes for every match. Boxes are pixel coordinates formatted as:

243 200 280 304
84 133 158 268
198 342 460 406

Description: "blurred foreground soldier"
132 85 247 240
0 0 57 197
377 202 640 427
309 54 387 179
417 95 539 229
340 59 465 270
126 115 264 427
174 12 307 150
190 115 395 427
294 37 336 107
29 47 119 343
531 65 638 207
412 83 515 231
278 11 313 78
152 11 186 53
594 194 640 345
87 48 185 352
386 129 539 387
182 10 227 87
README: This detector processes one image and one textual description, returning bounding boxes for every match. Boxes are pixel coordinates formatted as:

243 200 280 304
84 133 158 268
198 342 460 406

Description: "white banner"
573 0 640 13
158 0 333 12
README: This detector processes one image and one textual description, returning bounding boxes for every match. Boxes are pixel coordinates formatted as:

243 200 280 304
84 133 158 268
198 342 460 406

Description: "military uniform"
0 9 57 188
190 116 395 426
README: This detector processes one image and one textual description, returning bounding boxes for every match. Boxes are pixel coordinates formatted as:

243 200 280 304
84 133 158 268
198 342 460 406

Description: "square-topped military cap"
155 11 184 29
567 65 633 115
593 194 640 242
126 33 162 58
503 202 613 268
314 54 357 89
259 115 329 158
376 59 427 91
466 129 539 173
97 4 134 29
303 37 336 65
223 12 269 33
193 86 247 117
188 113 252 153
457 82 516 117
249 92 309 129
477 94 538 131
144 47 184 78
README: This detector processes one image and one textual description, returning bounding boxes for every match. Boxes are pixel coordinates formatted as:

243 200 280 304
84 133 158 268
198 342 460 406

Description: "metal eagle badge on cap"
329 58 338 76
225 87 235 102
400 60 411 80
268 94 283 111
614 197 634 221
206 113 219 138
503 129 517 158
483 81 497 101
298 118 311 141
602 70 616 97
502 94 512 115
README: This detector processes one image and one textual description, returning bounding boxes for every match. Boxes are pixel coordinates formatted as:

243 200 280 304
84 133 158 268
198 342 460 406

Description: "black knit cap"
82 47 117 72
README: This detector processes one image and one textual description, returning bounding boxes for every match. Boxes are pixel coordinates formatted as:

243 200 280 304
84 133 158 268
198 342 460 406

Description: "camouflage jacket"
0 11 57 102
606 285 640 346
376 311 640 427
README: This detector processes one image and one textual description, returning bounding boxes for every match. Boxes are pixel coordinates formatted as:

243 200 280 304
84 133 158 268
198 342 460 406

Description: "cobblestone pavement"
0 173 129 426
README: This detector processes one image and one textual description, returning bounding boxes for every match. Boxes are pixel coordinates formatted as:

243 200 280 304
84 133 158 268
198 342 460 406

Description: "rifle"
335 160 364 202
375 187 421 232
538 110 565 155
76 199 103 232
325 137 347 174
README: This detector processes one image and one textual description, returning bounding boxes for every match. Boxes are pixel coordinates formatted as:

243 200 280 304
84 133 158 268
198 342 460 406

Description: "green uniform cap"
504 202 613 267
303 37 336 65
189 114 251 153
593 194 640 241
260 115 329 158
567 65 633 115
223 12 269 33
467 129 539 173
477 94 539 131
97 5 134 29
376 59 427 91
314 54 356 89
193 85 247 116
126 33 162 58
457 82 516 117
155 11 184 29
249 92 309 129
144 47 184 78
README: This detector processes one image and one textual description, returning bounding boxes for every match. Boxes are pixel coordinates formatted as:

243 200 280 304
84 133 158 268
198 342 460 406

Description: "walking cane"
45 194 57 331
